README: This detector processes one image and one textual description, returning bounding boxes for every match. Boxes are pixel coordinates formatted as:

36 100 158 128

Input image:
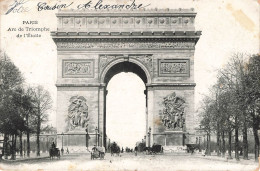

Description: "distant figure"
202 149 206 157
121 147 124 153
134 146 138 156
61 148 64 155
92 145 97 152
51 142 56 149
66 147 69 154
161 146 164 153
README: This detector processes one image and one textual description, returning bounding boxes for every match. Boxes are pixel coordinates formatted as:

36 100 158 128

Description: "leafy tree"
245 54 260 161
200 53 260 161
0 51 24 159
30 85 52 156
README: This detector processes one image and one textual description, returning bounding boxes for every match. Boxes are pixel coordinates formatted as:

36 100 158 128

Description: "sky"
106 73 146 147
0 0 259 147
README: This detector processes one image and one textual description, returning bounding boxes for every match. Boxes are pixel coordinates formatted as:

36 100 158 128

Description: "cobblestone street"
0 153 258 171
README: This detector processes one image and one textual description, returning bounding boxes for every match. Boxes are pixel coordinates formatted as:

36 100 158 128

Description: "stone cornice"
56 83 195 88
51 31 201 39
56 83 106 87
146 83 196 87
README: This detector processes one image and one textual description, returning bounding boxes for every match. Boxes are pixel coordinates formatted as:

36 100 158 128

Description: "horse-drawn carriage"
49 147 61 159
110 142 120 156
91 146 105 160
145 144 163 154
186 144 200 153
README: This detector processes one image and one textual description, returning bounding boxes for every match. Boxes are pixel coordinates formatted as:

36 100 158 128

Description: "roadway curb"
0 156 50 163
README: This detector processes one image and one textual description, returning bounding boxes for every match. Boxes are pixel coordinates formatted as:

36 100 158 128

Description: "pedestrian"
134 146 138 156
202 149 205 157
161 146 164 153
51 142 56 149
92 145 97 152
66 147 69 154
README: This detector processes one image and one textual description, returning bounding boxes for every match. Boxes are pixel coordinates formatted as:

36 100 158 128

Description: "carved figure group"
67 96 89 131
161 92 185 129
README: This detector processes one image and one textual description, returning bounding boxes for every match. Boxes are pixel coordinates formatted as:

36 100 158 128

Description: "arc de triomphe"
51 9 201 150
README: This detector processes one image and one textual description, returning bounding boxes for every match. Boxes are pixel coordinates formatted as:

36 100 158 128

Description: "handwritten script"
5 0 30 14
5 0 151 15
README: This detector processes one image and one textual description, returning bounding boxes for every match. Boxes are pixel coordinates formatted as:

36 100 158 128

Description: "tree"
12 87 35 157
219 53 250 160
0 90 27 160
245 54 260 161
200 96 215 156
31 86 52 156
0 51 24 159
200 53 260 161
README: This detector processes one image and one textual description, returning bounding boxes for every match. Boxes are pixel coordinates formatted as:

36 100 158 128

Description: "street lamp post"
108 138 110 152
199 137 201 152
61 132 64 155
148 127 151 148
85 128 89 150
100 132 102 147
95 127 98 146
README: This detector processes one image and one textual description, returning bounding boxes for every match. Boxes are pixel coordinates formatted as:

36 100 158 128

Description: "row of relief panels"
57 16 195 29
61 58 190 78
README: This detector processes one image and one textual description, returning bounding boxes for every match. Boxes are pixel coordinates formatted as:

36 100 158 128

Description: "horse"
49 148 60 160
111 145 120 156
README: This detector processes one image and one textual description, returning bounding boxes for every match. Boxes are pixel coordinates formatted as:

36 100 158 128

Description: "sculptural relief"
63 60 94 78
66 96 89 132
161 92 185 130
132 55 153 73
99 55 153 75
158 59 189 77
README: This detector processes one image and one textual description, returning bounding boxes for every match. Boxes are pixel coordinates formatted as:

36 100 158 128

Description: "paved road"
0 153 258 171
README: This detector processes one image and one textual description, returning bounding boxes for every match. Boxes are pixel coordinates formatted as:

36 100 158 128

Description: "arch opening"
102 61 148 149
106 73 146 148
103 61 148 84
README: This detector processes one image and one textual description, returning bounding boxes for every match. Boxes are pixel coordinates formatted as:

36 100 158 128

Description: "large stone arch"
52 9 201 151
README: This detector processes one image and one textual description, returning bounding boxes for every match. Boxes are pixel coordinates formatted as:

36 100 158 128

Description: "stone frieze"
62 59 94 78
158 59 190 77
57 41 195 50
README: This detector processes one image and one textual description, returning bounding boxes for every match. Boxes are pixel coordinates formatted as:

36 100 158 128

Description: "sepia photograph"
0 0 259 170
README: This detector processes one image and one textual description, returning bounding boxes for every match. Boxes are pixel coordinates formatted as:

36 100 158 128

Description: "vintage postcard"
0 0 259 170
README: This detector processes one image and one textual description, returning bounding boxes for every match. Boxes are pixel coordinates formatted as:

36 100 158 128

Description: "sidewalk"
194 153 259 165
0 153 49 163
